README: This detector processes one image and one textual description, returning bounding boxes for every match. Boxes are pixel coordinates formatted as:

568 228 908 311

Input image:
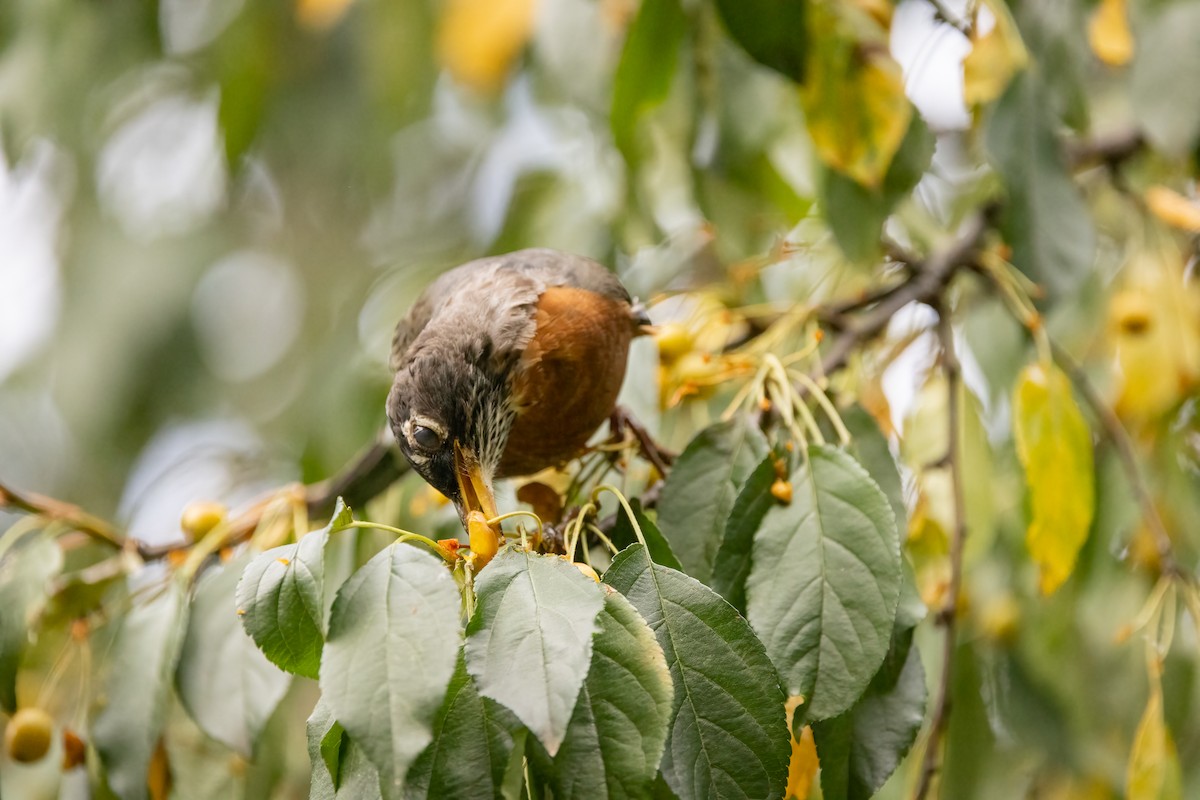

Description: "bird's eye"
411 425 442 451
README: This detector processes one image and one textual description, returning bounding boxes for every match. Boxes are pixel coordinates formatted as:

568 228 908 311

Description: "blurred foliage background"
3 0 1200 797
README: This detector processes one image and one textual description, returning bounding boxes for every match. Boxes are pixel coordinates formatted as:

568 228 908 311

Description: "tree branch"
912 302 970 800
1065 128 1145 171
925 0 972 36
0 437 411 562
0 483 126 551
304 432 410 518
816 210 990 379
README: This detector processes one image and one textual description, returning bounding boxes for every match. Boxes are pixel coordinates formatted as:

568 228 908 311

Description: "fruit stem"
487 511 544 542
592 485 646 550
586 523 621 556
346 521 454 563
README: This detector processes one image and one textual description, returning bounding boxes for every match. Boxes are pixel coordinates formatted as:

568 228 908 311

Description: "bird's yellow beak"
454 442 501 565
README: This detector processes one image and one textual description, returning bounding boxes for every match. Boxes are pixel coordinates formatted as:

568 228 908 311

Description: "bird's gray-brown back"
388 248 629 372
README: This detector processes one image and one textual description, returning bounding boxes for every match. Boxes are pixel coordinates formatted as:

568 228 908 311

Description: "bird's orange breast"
497 285 637 477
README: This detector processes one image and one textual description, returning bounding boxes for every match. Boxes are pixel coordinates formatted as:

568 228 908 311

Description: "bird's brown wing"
389 249 636 372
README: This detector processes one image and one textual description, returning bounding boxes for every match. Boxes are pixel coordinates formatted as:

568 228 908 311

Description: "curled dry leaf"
785 697 819 800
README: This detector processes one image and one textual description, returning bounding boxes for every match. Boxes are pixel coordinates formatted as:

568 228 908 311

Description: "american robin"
386 248 649 541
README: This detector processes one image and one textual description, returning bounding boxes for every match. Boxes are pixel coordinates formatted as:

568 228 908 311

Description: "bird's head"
385 343 514 528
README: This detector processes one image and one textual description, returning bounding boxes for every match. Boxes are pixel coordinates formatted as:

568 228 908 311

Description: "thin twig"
815 276 912 332
609 407 676 475
0 483 126 551
1065 128 1145 171
0 434 406 562
304 430 410 518
816 210 990 380
926 0 972 36
912 303 970 800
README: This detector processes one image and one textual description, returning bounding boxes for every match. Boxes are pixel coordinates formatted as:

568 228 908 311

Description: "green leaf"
1013 361 1095 595
657 417 769 583
841 404 906 528
1011 0 1089 131
711 456 779 615
237 500 351 679
165 700 248 800
321 718 346 789
41 561 127 627
309 698 383 800
821 113 935 264
611 498 683 572
404 654 518 799
812 633 926 800
465 548 605 756
501 729 531 800
1131 2 1200 158
714 0 806 83
165 705 247 800
986 71 1095 296
92 581 189 800
747 444 901 723
610 0 686 162
0 531 62 712
320 542 462 800
603 544 790 800
551 590 673 799
210 2 283 167
176 554 292 757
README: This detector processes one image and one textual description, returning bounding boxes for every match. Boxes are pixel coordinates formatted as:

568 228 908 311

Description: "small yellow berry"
180 501 228 540
5 707 54 764
654 323 695 362
467 511 500 567
770 479 793 505
573 562 601 583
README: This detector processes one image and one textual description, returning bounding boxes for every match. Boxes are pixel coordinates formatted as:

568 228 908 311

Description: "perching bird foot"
607 406 676 477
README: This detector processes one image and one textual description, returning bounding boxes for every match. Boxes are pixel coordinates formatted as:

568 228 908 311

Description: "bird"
385 248 649 557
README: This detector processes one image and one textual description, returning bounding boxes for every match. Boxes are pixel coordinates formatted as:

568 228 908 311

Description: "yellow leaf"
784 698 818 800
1127 684 1183 800
800 0 912 188
1013 362 1095 595
1109 249 1200 423
962 0 1029 107
295 0 355 31
437 0 537 93
1088 0 1134 67
1145 186 1200 233
906 491 952 609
